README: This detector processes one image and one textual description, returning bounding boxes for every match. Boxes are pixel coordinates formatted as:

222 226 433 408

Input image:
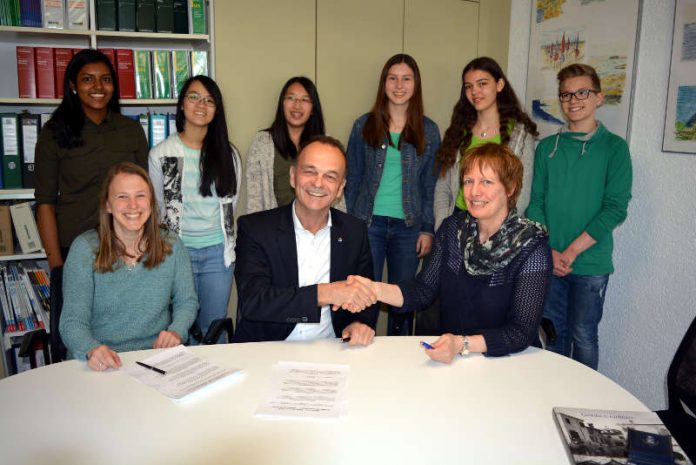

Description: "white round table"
0 336 648 464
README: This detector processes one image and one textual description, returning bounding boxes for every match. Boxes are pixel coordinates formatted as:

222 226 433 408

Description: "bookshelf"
0 0 215 104
0 189 48 378
0 1 216 377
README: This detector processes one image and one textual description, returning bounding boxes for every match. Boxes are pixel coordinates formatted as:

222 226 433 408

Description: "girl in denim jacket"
345 54 440 336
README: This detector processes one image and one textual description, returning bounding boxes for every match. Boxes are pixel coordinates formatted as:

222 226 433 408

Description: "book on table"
553 406 692 465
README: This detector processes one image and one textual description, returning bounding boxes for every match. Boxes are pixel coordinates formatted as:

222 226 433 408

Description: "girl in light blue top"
60 162 198 370
149 76 241 343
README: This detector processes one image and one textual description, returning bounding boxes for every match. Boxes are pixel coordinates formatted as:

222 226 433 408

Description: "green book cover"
96 0 117 31
133 50 152 100
155 0 173 33
189 0 206 34
117 0 136 31
10 0 20 26
191 50 208 77
135 0 155 32
152 50 171 99
171 50 190 98
1 114 22 189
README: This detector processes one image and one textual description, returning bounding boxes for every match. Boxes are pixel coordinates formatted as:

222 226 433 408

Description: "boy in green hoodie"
526 64 632 370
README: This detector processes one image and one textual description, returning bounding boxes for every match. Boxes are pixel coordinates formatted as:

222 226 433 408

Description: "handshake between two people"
318 275 383 314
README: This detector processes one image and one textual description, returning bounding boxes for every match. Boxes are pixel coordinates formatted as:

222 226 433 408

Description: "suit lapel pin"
337 236 343 243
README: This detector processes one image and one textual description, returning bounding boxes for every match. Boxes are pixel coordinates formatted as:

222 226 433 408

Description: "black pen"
342 337 351 343
136 361 167 375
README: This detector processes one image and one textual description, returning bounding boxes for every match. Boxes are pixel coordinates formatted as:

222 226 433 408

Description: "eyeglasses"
558 89 598 102
284 95 312 105
185 92 216 107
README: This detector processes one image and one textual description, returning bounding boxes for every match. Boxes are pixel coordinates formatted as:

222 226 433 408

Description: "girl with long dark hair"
149 75 240 343
345 54 440 336
245 76 326 213
35 49 149 361
434 56 538 230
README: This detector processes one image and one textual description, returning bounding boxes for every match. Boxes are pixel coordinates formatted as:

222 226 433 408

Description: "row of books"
0 112 45 189
0 110 178 190
1 0 205 34
1 0 87 29
134 112 176 148
0 262 50 335
16 46 208 100
96 0 206 34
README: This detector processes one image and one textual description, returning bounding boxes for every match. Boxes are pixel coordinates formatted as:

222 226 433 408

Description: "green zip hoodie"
525 122 632 275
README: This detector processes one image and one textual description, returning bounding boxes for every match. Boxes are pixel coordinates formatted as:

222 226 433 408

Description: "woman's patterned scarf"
459 209 546 276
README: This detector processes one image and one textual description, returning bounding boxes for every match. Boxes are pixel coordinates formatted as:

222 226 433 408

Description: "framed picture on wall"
525 0 641 140
663 0 696 154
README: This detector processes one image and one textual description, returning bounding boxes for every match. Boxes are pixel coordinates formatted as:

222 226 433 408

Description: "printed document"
256 361 349 420
124 345 240 401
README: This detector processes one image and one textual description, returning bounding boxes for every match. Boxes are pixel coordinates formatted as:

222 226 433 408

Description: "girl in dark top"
34 49 148 360
35 49 149 268
245 76 327 213
351 143 552 361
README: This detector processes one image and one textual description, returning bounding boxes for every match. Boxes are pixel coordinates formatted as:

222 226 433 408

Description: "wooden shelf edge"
95 30 209 41
0 26 208 42
0 189 35 199
0 25 91 36
0 98 177 106
0 252 46 261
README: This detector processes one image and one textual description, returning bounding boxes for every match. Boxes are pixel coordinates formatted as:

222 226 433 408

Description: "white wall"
508 0 696 410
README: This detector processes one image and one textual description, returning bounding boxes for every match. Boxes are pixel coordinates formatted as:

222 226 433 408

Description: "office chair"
189 317 234 345
17 329 50 369
48 268 67 364
656 314 696 462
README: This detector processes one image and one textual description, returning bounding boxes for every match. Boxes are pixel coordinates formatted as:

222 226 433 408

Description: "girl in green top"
434 57 538 230
345 54 440 336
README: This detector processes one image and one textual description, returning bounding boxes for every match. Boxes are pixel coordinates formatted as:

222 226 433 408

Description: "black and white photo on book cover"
553 407 692 465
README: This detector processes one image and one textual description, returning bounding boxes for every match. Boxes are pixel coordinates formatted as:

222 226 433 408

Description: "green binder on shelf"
1 114 22 189
96 0 117 31
155 0 173 33
117 0 136 31
189 0 206 34
191 50 208 77
136 0 156 32
134 50 153 99
171 50 190 98
152 50 171 99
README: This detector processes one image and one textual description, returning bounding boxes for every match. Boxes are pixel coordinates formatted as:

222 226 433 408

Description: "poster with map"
664 0 696 153
526 0 640 139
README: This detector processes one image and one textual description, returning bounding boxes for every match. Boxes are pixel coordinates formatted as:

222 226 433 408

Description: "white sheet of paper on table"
255 361 349 420
123 345 241 401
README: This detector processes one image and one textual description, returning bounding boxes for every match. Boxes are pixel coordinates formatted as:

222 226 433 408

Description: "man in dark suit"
233 136 379 345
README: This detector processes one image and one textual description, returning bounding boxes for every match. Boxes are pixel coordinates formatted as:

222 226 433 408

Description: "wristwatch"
460 335 470 356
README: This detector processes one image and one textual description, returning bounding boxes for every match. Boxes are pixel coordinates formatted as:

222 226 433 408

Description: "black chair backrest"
667 314 696 415
49 266 67 364
18 329 50 369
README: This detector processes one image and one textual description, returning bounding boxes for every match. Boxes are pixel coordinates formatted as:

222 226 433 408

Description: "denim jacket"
345 113 440 234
